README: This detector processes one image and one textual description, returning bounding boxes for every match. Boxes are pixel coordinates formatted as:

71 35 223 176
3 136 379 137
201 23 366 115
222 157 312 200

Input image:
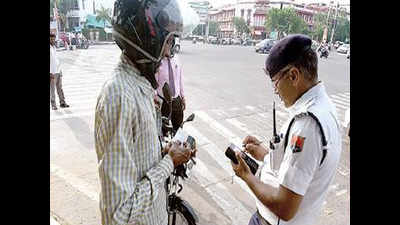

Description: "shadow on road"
63 116 94 151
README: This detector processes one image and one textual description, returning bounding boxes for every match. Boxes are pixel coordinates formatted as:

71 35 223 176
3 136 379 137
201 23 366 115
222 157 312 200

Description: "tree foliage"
233 17 250 35
208 21 220 36
96 5 112 28
265 8 310 39
333 16 350 42
310 12 328 42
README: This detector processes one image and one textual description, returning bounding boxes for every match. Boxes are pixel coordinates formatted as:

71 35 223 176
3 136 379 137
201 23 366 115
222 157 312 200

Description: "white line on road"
50 163 99 202
336 189 348 197
50 111 94 121
194 111 243 146
193 158 252 225
184 124 258 199
330 95 350 104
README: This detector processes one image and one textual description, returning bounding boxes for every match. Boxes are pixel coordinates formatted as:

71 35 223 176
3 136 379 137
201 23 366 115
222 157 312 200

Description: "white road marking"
330 95 350 104
50 111 94 121
50 163 99 202
184 124 258 199
336 189 347 196
195 111 243 145
193 158 252 225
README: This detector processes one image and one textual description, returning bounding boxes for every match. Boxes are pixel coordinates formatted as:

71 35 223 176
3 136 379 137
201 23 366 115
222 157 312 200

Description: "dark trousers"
161 96 184 132
50 72 66 107
248 212 272 225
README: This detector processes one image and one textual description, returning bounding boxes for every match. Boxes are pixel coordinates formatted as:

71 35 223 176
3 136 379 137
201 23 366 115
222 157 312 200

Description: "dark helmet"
112 0 183 89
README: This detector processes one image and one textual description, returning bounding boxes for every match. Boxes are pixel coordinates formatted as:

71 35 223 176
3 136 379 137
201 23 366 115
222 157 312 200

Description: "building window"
73 0 79 10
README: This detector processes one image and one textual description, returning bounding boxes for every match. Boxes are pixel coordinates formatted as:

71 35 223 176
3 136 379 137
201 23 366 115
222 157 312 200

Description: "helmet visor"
147 0 183 60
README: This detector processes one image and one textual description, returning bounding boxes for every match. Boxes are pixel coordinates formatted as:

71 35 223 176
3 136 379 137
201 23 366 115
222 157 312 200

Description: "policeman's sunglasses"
263 65 293 88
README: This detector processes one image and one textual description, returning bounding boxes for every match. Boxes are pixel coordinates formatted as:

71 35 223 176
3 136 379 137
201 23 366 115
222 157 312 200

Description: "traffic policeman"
231 34 343 225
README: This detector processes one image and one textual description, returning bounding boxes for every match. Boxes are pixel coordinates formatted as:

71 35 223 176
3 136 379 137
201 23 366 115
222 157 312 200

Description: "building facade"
208 0 349 40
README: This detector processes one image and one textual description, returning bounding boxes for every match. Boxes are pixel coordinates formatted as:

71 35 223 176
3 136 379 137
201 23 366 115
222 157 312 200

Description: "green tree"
265 8 310 39
333 16 350 42
96 5 112 28
208 21 220 36
233 17 250 36
311 12 328 42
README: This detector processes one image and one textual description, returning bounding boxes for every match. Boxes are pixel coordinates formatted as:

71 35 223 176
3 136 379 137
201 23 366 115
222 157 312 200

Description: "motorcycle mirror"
185 113 195 122
162 83 172 104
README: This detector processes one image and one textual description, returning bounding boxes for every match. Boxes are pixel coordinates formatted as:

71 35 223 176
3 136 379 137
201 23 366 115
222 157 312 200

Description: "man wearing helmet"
94 1 194 224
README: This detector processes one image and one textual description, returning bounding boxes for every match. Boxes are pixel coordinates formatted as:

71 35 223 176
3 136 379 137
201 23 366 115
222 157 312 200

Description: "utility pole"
329 2 339 44
323 1 332 44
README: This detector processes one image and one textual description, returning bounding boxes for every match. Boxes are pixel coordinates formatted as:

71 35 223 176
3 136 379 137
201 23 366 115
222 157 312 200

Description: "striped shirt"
95 54 174 225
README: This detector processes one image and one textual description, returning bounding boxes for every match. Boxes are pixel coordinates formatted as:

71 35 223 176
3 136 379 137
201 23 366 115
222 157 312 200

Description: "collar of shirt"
117 54 155 97
287 81 325 116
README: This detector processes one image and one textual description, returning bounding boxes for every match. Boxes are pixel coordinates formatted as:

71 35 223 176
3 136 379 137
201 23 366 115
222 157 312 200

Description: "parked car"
232 38 242 45
255 39 277 53
221 38 232 45
242 39 255 46
337 44 350 54
209 37 218 44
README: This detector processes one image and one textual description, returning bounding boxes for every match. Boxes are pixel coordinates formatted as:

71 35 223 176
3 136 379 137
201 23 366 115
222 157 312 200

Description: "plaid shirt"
95 55 174 225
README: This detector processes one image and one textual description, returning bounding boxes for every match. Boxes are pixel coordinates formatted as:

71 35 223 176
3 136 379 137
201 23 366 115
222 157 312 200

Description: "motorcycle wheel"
168 197 198 225
169 208 196 225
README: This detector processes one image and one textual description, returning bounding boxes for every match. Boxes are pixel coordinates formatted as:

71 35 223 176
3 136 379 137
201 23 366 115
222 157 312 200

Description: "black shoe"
60 103 70 108
52 105 58 110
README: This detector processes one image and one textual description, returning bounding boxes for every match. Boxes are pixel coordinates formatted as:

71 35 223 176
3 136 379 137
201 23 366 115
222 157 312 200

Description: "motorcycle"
319 47 329 58
76 38 90 49
158 83 199 225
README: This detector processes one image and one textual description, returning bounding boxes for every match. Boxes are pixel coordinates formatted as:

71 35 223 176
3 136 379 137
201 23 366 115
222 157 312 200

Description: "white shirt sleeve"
278 116 323 196
50 46 57 74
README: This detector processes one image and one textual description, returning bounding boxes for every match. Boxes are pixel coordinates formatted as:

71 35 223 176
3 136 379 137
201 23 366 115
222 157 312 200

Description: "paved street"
50 40 350 225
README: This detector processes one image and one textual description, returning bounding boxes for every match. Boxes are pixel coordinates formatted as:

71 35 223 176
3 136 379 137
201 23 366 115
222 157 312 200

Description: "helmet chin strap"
113 30 159 63
113 30 179 65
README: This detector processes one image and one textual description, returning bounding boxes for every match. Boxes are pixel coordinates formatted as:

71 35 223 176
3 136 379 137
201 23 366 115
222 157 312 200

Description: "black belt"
256 210 273 225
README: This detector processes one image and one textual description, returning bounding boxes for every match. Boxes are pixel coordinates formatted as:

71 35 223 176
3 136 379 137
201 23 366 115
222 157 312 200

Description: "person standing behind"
50 33 69 110
231 34 342 225
155 39 186 132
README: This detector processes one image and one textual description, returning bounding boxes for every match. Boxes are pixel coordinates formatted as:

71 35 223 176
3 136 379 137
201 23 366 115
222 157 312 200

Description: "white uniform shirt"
50 44 61 74
256 82 342 225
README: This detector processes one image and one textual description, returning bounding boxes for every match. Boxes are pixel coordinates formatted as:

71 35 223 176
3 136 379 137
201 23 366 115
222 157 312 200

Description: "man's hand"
154 95 162 109
242 135 268 161
231 151 252 182
167 141 192 168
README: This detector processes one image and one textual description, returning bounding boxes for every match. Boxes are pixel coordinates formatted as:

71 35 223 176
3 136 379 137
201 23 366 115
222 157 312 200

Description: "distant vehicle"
242 39 255 46
311 40 319 50
221 38 231 45
208 36 218 44
255 39 277 53
173 37 181 53
337 44 350 54
334 41 344 49
232 38 242 45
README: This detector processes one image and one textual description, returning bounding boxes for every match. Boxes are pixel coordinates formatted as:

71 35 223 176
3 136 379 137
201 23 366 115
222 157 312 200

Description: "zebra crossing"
50 47 350 225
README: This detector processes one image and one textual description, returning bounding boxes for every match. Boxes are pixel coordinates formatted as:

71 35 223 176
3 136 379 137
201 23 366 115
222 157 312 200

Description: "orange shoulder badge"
290 135 306 153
